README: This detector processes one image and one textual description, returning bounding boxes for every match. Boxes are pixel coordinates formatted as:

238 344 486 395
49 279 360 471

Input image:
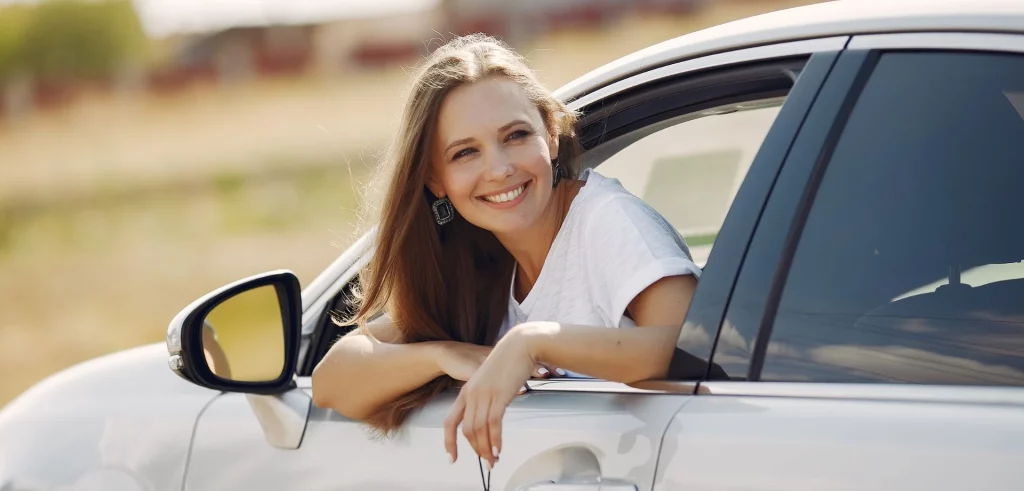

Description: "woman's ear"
425 174 445 199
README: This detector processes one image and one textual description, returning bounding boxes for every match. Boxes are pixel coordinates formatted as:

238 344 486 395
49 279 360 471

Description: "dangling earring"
551 158 564 188
431 196 455 226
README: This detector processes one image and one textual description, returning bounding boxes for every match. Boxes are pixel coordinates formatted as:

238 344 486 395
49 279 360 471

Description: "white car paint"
0 344 218 491
555 0 1024 102
183 383 693 491
657 383 1024 491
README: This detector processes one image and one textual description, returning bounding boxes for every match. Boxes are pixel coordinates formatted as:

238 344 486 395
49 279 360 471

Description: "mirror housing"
166 270 302 395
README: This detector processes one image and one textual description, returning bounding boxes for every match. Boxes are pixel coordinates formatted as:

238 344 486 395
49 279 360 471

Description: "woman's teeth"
483 183 526 203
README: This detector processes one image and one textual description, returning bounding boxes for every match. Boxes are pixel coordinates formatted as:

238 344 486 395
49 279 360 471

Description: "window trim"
848 32 1024 54
567 37 848 110
743 32 1024 383
698 381 1024 406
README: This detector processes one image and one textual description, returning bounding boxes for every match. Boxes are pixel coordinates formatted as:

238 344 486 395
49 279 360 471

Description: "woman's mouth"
479 181 529 207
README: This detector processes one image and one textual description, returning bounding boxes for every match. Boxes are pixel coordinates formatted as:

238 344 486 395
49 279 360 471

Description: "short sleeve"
583 195 701 326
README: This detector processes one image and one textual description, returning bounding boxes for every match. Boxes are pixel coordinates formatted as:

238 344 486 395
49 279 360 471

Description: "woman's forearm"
311 330 444 420
518 322 681 383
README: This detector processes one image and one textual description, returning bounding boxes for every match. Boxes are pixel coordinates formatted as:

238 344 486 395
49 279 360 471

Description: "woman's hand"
443 323 550 468
432 341 493 382
433 340 563 383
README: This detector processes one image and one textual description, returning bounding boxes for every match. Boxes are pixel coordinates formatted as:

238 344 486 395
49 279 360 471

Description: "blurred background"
0 0 823 406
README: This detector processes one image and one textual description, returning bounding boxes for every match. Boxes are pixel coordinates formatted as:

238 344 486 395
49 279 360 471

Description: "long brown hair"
348 33 582 435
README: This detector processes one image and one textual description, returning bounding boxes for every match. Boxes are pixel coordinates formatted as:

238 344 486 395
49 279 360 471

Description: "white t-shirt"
498 169 701 376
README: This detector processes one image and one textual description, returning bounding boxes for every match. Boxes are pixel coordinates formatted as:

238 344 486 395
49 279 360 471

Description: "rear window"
763 51 1024 385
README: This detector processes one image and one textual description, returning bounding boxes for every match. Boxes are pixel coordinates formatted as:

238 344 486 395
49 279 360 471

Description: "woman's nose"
482 148 515 180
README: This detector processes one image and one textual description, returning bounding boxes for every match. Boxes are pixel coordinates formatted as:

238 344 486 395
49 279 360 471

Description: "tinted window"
764 52 1024 385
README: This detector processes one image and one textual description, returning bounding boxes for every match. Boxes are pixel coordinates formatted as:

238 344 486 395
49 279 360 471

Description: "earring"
431 196 455 226
551 159 564 188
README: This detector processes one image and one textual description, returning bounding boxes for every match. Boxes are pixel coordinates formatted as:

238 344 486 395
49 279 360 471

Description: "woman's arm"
311 317 492 420
525 274 697 382
444 274 697 466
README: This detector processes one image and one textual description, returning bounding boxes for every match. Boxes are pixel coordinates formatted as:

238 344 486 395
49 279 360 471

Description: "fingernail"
447 453 455 464
483 460 491 471
538 367 549 376
492 446 500 459
555 368 566 376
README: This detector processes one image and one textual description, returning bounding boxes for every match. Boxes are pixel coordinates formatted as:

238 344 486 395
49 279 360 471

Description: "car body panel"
184 381 691 491
655 382 1024 491
0 344 218 491
656 29 1024 491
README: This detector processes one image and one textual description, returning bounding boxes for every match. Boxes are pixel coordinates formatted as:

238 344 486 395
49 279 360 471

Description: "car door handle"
519 479 637 491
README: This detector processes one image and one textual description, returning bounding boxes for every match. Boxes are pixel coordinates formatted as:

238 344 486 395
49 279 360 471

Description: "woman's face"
428 77 559 236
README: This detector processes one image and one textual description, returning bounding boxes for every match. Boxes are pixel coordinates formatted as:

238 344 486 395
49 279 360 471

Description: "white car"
4 1 1024 490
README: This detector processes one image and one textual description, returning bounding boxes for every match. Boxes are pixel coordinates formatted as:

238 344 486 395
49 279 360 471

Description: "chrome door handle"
519 479 637 491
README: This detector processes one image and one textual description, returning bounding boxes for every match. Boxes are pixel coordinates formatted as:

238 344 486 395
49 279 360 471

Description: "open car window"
595 99 784 267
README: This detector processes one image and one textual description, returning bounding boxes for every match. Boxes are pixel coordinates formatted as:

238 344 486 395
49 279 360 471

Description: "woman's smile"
478 180 531 209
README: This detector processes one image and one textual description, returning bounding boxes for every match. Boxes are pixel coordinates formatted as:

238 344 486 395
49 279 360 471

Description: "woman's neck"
495 180 583 300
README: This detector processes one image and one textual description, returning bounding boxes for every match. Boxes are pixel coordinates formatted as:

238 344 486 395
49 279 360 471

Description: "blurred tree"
0 0 148 84
0 5 32 82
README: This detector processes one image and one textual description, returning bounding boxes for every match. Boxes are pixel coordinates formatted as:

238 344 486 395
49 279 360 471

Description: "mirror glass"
201 285 285 382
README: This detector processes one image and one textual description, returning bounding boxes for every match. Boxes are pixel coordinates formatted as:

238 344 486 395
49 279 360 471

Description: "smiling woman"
310 33 701 469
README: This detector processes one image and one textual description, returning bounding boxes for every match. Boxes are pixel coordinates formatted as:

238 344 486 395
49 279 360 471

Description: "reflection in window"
893 262 1024 301
764 51 1024 386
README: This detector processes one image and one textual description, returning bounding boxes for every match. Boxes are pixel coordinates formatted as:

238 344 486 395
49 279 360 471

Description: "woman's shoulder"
572 169 693 258
574 169 668 226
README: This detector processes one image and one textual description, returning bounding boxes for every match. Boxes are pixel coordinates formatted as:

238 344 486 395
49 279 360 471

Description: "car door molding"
525 379 699 395
568 36 849 111
698 381 1024 407
848 31 1024 54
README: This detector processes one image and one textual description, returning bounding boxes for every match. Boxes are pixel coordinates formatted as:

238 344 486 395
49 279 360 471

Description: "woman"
311 34 700 469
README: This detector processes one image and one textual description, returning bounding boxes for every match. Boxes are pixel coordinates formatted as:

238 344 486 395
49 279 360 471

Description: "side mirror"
166 270 302 395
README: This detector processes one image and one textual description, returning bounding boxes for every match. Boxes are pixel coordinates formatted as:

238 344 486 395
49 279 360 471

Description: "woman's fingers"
443 395 466 463
470 396 494 469
461 396 479 465
533 364 566 378
487 397 507 464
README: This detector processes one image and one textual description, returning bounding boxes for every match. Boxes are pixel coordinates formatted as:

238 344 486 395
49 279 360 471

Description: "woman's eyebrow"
443 120 531 155
498 119 529 132
444 137 474 155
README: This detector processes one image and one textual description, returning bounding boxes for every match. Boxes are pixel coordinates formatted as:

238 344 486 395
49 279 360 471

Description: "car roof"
554 0 1024 102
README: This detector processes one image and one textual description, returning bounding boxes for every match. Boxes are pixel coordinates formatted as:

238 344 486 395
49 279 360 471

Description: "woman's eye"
506 129 530 141
453 148 476 160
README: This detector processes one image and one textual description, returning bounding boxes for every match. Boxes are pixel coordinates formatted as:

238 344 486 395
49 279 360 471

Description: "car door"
655 32 1024 490
180 37 845 491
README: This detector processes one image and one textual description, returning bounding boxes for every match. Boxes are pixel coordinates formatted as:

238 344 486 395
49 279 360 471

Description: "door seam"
648 396 697 491
178 391 226 491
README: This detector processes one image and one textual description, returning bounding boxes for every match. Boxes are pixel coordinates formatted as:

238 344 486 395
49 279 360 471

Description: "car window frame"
722 32 1024 384
294 38 849 388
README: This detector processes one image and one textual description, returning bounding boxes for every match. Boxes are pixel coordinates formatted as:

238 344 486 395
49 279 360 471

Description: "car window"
596 100 783 267
763 51 1024 385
